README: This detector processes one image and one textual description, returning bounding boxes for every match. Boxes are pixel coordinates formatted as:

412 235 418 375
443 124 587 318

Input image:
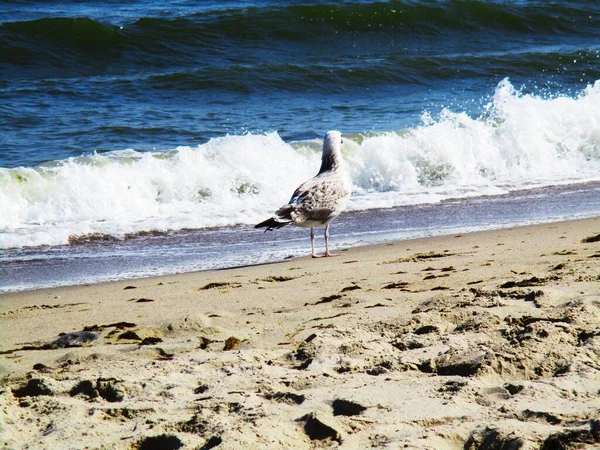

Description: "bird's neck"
318 149 342 174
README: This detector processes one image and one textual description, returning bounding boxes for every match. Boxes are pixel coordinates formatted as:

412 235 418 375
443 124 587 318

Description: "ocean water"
1 1 599 292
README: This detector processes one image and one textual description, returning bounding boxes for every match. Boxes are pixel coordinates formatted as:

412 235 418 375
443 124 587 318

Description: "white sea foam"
349 78 600 208
1 79 599 249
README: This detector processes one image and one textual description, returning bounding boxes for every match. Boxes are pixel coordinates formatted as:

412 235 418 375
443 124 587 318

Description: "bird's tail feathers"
254 217 291 232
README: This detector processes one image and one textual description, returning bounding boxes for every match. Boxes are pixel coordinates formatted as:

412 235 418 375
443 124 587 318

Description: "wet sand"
5 181 600 294
1 217 600 449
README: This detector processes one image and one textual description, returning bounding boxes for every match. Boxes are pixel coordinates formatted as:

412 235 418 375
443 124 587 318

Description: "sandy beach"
1 217 599 449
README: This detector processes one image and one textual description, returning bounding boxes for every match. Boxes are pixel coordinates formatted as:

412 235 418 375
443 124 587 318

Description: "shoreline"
3 214 599 296
4 179 600 294
1 216 600 449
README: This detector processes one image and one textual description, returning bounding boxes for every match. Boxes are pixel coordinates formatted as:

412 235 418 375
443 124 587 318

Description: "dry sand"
1 217 600 449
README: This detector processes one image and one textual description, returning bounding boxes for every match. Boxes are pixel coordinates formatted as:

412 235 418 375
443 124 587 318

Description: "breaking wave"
1 78 599 249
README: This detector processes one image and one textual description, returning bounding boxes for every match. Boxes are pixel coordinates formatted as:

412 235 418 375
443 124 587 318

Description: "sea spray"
1 79 599 249
349 79 600 208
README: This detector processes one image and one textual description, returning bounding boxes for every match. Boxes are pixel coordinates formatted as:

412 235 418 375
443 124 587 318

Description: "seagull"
255 130 351 258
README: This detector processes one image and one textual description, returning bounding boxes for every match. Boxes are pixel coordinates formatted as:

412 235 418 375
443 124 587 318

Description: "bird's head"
323 130 343 154
319 130 344 174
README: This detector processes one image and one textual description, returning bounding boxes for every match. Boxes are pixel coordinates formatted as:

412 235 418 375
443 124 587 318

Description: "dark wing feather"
254 216 290 231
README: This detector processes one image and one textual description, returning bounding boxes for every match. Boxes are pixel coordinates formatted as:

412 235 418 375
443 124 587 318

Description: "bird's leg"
324 224 339 257
310 228 319 258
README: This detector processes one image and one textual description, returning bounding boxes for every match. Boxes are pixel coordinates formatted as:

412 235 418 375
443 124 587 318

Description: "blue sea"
1 0 599 292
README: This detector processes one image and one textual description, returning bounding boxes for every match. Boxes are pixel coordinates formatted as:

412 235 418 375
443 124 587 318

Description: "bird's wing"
288 174 325 206
283 172 350 224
